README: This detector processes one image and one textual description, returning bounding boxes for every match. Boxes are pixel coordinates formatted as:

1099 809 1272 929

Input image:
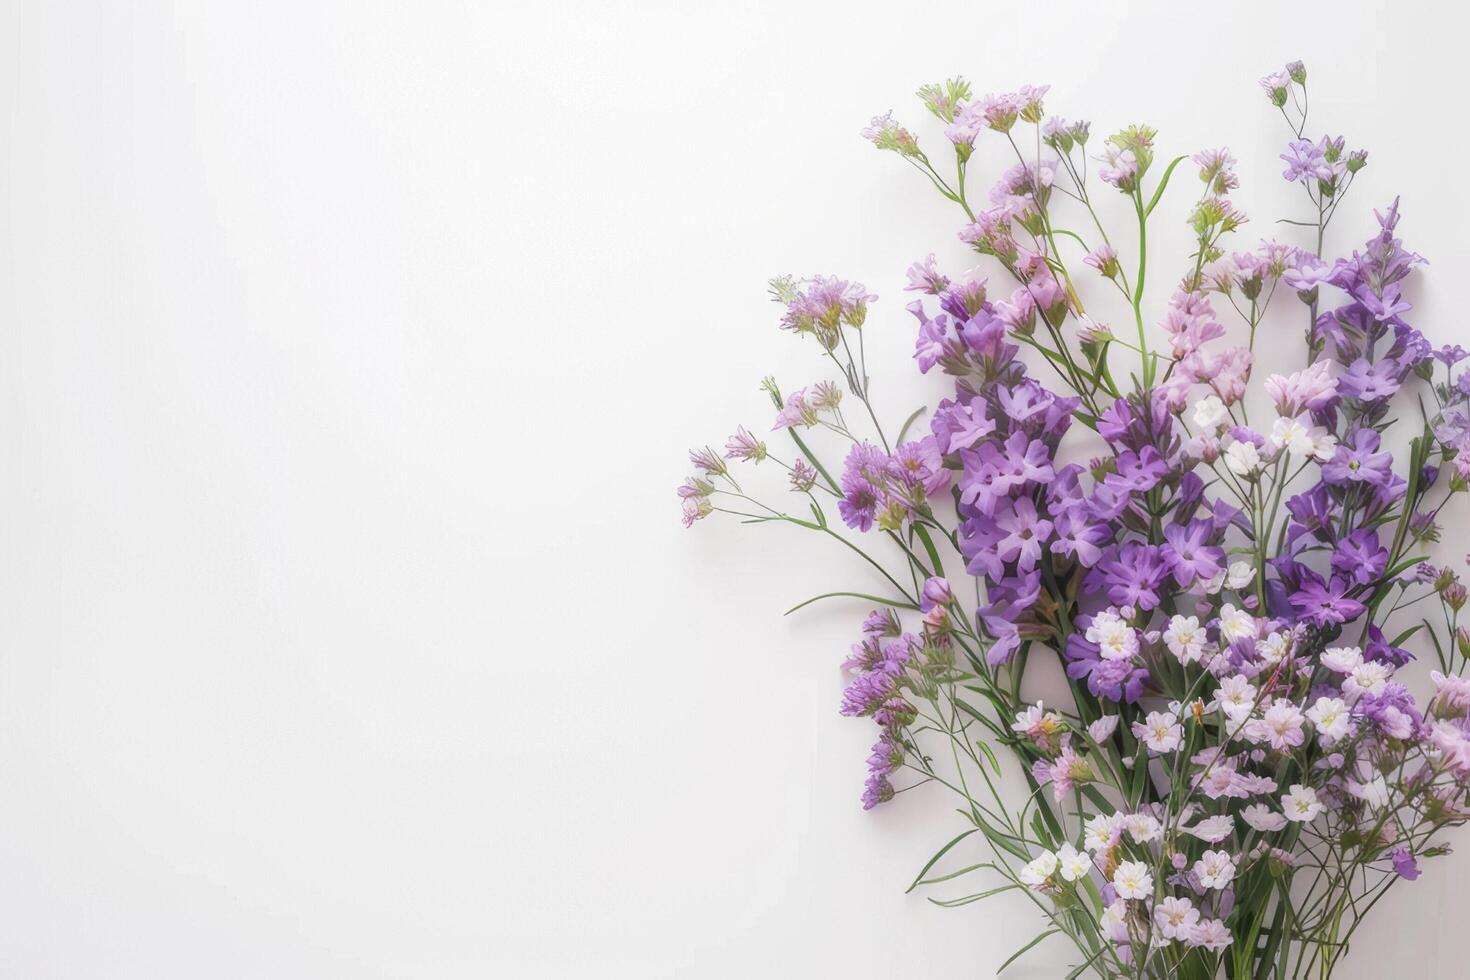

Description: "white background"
4 1 1469 977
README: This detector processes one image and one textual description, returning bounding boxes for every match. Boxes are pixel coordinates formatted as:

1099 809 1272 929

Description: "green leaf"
914 861 998 888
1143 155 1188 217
1385 555 1430 579
976 740 1002 777
912 523 945 578
905 829 980 893
1391 624 1425 647
784 592 919 616
896 406 928 445
1065 945 1109 979
997 928 1059 974
974 816 1032 862
928 883 1019 908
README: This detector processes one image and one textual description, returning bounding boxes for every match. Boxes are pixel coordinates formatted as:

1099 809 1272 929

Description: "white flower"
1225 561 1256 590
1252 701 1306 752
1343 662 1391 703
1100 898 1130 942
1256 631 1290 665
1320 646 1363 673
1112 860 1154 900
1305 696 1351 742
1087 715 1120 743
1125 812 1164 844
1224 440 1263 477
1218 603 1256 642
1347 774 1389 809
1183 814 1235 844
1057 843 1092 882
1269 415 1316 456
1193 395 1228 431
1086 610 1139 661
1282 784 1325 823
1194 850 1236 889
1237 772 1277 796
1310 429 1339 461
1134 711 1184 754
1083 813 1122 852
1242 802 1288 832
1198 567 1227 595
1163 615 1206 664
1188 918 1233 952
1215 674 1258 720
1019 850 1059 886
1154 896 1200 941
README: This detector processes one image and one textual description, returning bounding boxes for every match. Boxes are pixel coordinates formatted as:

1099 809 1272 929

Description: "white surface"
4 1 1469 976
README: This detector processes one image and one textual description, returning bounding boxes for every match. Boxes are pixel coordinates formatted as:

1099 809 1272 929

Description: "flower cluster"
679 62 1469 978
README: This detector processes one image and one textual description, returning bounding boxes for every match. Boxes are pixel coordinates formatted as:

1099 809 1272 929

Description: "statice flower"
859 111 919 156
686 69 1470 979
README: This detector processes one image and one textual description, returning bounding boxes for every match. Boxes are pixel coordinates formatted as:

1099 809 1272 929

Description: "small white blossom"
1216 674 1258 721
1320 646 1363 673
1164 615 1207 664
1154 896 1200 941
1257 631 1290 665
1310 429 1338 460
1269 415 1316 456
1251 701 1306 752
1124 812 1163 844
1225 561 1256 590
1084 813 1122 852
1019 850 1059 886
1183 814 1235 844
1218 603 1256 642
1193 395 1229 431
1134 711 1185 754
1224 440 1263 477
1343 662 1391 703
1194 849 1236 889
1242 802 1288 832
1305 696 1351 742
1057 843 1092 882
1112 860 1154 900
1347 774 1389 809
1282 784 1325 823
1188 918 1233 952
1086 609 1139 661
1087 715 1120 743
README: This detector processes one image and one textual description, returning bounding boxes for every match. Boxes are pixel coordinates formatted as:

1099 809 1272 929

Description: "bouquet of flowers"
677 63 1470 979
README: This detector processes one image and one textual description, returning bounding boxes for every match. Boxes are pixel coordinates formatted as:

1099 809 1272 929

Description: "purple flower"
1331 528 1389 586
891 437 951 498
1051 507 1113 567
904 254 949 295
1337 357 1403 403
1390 847 1422 881
1322 429 1393 487
838 443 892 531
1162 519 1226 588
1289 568 1366 627
993 497 1055 571
1281 139 1333 184
1091 543 1170 610
1264 361 1337 416
958 431 1055 513
779 275 876 336
1064 630 1148 703
724 426 767 462
1434 345 1468 367
1106 447 1171 494
931 396 996 454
